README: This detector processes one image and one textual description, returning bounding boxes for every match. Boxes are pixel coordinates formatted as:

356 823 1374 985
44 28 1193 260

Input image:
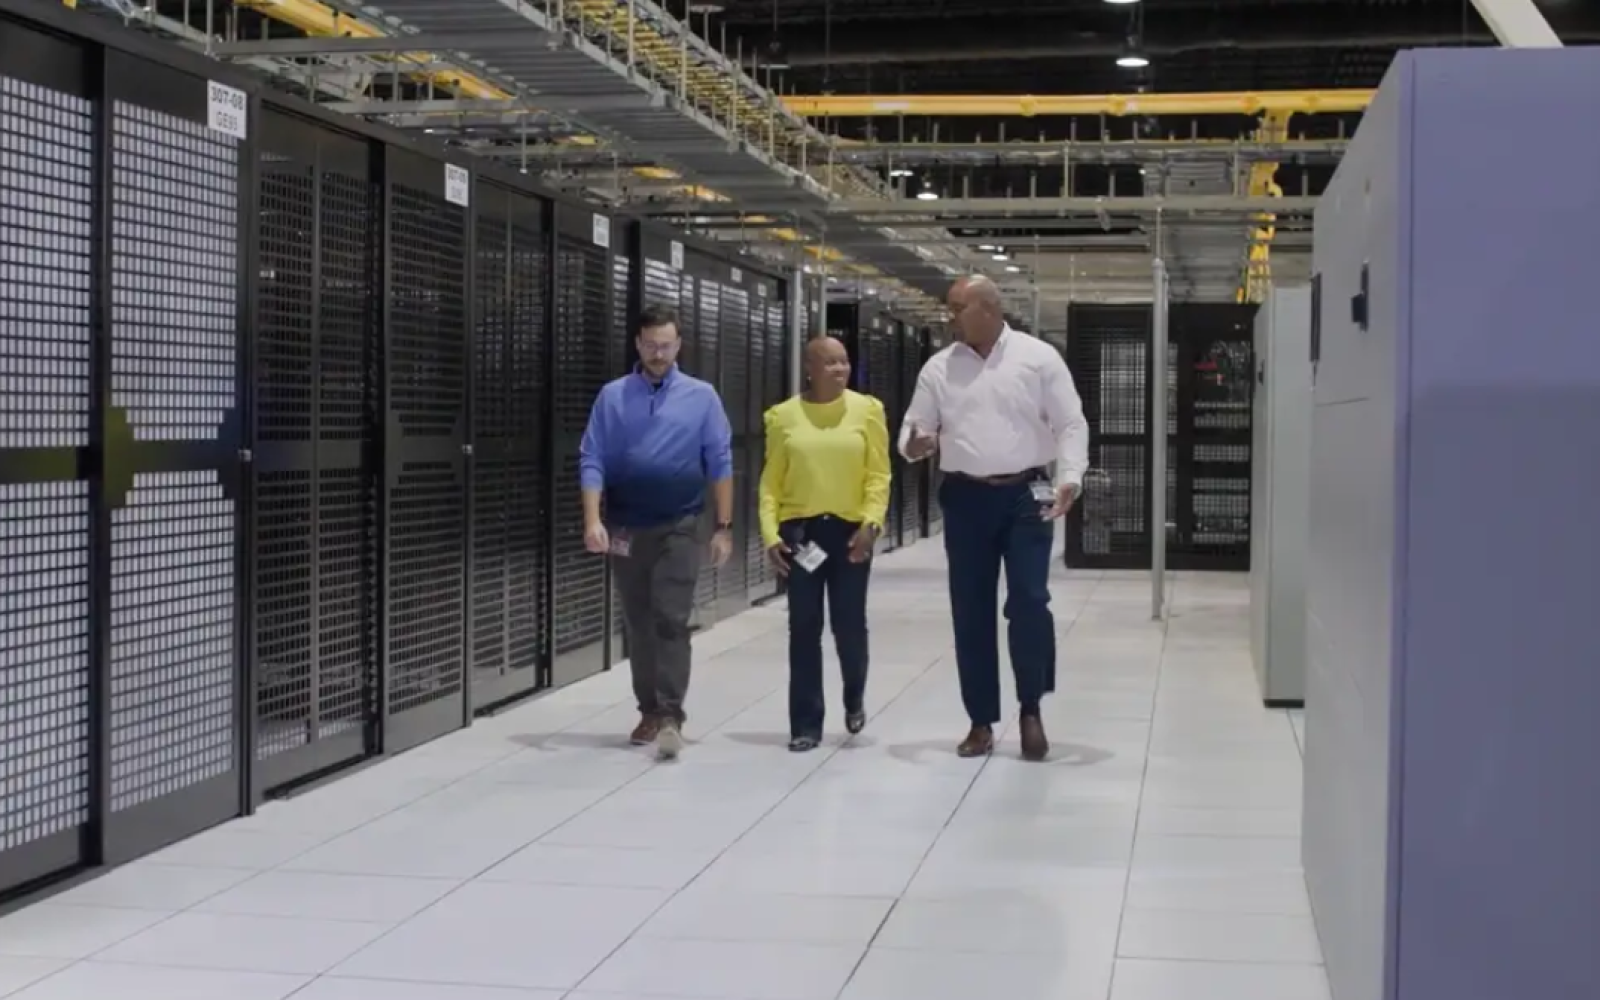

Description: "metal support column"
1151 257 1169 620
788 267 805 395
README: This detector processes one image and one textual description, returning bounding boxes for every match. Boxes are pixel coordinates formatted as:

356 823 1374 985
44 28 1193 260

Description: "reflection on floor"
0 542 1326 1000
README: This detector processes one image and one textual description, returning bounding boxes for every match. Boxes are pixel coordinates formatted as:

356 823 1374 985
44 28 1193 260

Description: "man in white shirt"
900 276 1090 761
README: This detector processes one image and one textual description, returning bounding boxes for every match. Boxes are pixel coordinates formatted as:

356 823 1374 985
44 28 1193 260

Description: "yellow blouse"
758 390 892 547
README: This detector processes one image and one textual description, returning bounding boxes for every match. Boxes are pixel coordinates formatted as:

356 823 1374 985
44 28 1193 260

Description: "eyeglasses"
638 340 680 356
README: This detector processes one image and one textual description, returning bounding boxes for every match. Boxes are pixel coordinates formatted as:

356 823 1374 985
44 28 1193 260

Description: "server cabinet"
606 248 631 666
0 23 98 897
1063 305 1153 569
1168 304 1254 571
549 207 611 687
380 147 469 751
715 266 752 619
682 256 722 627
895 323 927 544
252 110 381 792
469 182 551 711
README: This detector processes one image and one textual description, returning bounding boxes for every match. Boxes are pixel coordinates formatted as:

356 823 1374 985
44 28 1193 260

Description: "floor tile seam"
1106 574 1173 1000
568 650 955 998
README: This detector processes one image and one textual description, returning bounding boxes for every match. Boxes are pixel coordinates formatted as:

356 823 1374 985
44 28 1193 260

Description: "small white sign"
669 240 684 270
730 267 743 284
206 81 247 140
872 317 881 330
444 164 470 207
756 283 768 299
592 214 611 249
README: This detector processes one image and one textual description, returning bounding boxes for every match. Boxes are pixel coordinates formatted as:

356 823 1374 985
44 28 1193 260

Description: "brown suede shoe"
956 726 995 758
629 715 661 746
1018 715 1050 762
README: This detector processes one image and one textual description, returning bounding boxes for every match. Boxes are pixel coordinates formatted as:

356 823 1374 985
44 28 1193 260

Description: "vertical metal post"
1150 256 1169 620
787 267 805 395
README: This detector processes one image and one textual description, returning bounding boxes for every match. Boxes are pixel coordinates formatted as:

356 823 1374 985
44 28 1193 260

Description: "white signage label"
756 283 768 298
730 267 743 284
444 164 470 207
206 81 247 140
592 214 611 248
669 240 684 270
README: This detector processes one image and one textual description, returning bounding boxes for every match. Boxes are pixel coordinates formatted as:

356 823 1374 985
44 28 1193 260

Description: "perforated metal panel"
608 253 631 653
720 286 750 437
384 168 467 739
253 118 380 786
552 232 610 661
471 188 550 709
107 97 240 812
745 290 770 597
690 277 721 616
1063 305 1151 569
897 326 925 542
1169 305 1255 571
0 67 95 890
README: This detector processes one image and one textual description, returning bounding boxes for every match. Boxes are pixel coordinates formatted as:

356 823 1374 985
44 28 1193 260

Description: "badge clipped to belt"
1029 480 1057 505
793 541 827 573
608 530 632 558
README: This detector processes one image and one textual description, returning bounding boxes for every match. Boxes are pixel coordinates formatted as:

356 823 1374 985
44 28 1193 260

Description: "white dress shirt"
898 325 1091 490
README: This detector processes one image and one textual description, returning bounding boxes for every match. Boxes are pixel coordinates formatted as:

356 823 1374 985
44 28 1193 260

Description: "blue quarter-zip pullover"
578 365 734 529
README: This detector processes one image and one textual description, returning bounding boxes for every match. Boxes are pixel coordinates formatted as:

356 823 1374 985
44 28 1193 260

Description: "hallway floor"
0 541 1325 1000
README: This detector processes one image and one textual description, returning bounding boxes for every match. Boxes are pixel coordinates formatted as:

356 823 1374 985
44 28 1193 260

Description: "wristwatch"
714 520 733 532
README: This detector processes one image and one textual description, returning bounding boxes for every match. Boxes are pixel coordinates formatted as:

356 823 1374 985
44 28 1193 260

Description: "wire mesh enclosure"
381 147 470 750
470 183 551 710
895 323 927 545
1169 304 1256 571
252 110 380 792
550 209 613 686
1063 304 1153 569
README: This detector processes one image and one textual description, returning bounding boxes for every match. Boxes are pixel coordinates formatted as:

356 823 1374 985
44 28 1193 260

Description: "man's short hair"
638 303 679 333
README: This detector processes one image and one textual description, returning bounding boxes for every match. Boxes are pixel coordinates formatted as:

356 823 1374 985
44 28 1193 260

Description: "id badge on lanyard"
608 530 632 558
793 541 827 573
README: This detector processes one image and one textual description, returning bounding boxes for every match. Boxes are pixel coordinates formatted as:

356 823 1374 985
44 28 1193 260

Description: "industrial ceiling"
96 0 1599 321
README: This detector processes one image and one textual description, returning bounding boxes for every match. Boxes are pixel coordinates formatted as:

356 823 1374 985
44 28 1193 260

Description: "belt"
947 468 1044 486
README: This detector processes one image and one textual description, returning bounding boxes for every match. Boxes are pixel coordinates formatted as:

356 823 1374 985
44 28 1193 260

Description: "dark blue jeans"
782 515 872 739
939 474 1057 727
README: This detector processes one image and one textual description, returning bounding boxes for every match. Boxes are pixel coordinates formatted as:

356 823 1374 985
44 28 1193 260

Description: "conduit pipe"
783 89 1374 118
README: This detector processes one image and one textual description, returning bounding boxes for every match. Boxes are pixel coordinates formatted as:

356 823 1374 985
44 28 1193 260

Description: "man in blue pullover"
580 303 734 759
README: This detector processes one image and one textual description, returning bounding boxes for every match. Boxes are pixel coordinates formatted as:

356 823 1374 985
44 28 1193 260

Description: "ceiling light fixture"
888 167 913 178
687 3 724 12
765 40 790 70
1103 0 1140 5
1116 52 1150 69
992 252 1009 261
1005 265 1022 273
977 243 995 251
916 190 940 201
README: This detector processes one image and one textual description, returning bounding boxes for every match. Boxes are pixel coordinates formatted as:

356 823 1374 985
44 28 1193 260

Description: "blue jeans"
782 515 872 739
939 474 1056 727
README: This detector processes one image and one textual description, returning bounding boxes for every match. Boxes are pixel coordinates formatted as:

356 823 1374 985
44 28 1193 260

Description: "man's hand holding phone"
904 423 938 462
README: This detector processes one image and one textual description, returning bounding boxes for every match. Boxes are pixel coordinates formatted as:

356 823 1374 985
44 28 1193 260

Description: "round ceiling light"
916 190 940 201
1116 53 1151 69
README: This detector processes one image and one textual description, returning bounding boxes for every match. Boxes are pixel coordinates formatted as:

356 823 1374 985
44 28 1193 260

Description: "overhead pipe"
782 89 1374 118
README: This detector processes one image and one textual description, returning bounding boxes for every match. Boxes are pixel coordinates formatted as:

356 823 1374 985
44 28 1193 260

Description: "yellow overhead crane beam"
225 0 850 266
1238 109 1292 304
782 89 1375 118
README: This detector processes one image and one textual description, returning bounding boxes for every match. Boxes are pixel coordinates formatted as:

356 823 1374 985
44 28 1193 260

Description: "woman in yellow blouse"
759 335 892 752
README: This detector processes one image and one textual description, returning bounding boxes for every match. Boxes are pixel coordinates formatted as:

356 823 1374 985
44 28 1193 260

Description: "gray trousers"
611 516 703 722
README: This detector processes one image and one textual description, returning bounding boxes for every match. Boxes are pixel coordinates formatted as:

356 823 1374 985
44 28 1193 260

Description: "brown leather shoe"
1018 715 1050 762
629 715 660 746
957 726 995 758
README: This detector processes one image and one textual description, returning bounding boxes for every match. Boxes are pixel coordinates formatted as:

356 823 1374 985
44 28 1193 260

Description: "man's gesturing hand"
583 522 610 554
1044 484 1079 520
904 424 938 461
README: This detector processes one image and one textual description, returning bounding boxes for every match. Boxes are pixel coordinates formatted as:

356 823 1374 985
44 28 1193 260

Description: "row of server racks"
0 2 803 901
826 300 942 548
1062 303 1257 572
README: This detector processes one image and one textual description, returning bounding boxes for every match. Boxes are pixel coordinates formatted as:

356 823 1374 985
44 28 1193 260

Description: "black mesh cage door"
252 110 380 793
688 272 721 625
470 184 551 711
897 324 925 543
717 275 751 616
100 52 248 860
0 28 96 894
550 209 612 687
862 312 898 551
1063 304 1154 570
381 148 469 750
744 279 772 600
607 250 631 665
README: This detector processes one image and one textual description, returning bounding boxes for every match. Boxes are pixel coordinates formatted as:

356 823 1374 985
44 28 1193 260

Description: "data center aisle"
0 546 1325 1000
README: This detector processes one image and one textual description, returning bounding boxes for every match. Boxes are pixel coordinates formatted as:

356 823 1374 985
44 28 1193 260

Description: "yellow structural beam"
783 90 1374 118
1237 109 1292 304
228 0 847 266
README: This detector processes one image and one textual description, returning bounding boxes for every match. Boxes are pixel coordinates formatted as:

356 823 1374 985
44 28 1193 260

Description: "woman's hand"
766 541 792 577
848 525 877 563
